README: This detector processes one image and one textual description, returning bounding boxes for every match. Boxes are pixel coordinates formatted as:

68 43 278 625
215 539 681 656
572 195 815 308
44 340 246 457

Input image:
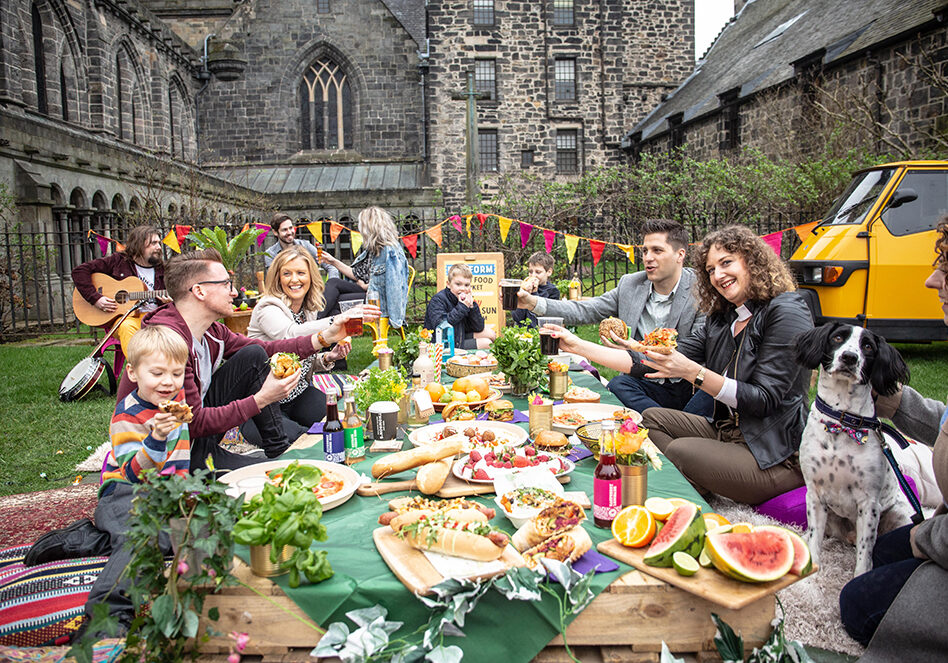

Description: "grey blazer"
532 268 704 341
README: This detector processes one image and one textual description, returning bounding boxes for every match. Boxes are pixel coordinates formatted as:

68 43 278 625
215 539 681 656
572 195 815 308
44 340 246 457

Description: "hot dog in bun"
390 510 510 561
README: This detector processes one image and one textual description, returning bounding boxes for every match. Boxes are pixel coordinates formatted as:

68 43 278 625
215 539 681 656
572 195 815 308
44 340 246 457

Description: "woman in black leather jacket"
624 225 813 503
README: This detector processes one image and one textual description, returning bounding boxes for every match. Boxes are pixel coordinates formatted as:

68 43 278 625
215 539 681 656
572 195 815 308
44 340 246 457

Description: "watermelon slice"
705 529 794 583
643 502 706 567
755 525 813 576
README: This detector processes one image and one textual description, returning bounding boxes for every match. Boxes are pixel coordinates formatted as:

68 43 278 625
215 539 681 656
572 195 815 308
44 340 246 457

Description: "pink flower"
228 652 241 663
207 568 217 578
531 394 543 405
619 418 640 434
177 560 189 575
230 632 250 652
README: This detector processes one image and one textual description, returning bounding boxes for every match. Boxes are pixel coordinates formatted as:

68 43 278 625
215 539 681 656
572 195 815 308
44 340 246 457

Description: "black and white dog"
794 322 914 577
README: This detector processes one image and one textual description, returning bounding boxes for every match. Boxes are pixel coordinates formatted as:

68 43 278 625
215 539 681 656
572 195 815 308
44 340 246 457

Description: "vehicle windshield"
820 169 895 226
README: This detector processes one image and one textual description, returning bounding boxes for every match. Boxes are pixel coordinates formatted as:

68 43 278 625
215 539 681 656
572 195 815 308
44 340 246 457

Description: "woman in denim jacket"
358 206 409 329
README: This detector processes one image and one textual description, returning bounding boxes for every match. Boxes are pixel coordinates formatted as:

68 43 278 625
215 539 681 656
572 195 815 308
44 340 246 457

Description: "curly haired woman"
549 225 814 504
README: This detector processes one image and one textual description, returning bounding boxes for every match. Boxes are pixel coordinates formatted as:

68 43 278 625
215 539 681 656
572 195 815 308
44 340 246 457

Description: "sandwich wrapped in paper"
522 527 592 569
511 497 586 552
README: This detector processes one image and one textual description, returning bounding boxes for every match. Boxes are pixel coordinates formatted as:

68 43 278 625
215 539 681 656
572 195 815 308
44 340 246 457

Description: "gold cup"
620 464 648 506
249 543 294 577
528 399 553 438
569 284 581 300
548 371 568 399
378 349 393 371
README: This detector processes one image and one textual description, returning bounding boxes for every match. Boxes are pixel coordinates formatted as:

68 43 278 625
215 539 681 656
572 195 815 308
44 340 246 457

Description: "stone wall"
197 0 425 165
425 0 694 206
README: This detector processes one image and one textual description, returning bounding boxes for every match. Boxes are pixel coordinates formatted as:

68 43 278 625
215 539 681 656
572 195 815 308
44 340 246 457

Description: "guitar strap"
94 303 144 395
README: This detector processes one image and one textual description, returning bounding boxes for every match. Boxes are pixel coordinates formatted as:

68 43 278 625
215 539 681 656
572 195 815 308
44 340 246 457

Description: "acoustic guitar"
72 274 168 327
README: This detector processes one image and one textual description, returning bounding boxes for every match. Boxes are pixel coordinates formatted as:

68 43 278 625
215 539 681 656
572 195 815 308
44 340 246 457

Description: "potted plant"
352 366 408 429
491 324 545 396
232 461 334 588
68 469 243 663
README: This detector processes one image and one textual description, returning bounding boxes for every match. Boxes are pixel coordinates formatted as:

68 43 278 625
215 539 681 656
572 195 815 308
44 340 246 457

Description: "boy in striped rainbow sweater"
85 325 192 632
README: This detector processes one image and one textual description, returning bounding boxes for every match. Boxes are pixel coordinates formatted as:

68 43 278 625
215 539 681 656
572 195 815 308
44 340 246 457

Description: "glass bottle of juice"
413 341 436 387
406 374 430 428
342 384 365 463
593 419 622 528
323 390 345 464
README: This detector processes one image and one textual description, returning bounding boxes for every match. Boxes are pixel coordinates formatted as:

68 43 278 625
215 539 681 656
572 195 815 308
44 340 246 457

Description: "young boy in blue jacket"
512 252 560 328
424 264 497 349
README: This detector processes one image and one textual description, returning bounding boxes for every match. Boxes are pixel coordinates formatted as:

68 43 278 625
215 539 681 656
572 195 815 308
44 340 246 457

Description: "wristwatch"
694 366 707 388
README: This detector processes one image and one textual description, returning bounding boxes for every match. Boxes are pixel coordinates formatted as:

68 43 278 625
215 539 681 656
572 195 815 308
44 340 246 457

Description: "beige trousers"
641 407 804 505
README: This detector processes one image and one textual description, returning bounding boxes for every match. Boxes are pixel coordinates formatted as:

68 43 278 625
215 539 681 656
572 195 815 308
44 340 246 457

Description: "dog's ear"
793 323 837 369
869 335 910 396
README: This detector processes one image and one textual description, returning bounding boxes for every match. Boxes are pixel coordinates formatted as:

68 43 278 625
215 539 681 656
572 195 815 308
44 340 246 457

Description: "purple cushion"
755 477 920 529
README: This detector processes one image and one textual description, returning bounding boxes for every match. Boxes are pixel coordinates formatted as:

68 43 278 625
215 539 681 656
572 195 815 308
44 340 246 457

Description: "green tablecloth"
238 370 710 662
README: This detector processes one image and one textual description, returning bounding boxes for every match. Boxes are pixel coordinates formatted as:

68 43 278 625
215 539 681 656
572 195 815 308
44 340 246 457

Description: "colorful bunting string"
519 222 532 248
425 224 443 248
497 216 513 243
403 234 419 258
762 231 782 255
543 229 556 254
307 221 323 245
589 240 606 267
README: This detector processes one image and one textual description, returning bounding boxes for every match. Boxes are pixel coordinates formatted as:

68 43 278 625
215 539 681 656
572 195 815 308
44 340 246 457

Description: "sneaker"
24 519 110 566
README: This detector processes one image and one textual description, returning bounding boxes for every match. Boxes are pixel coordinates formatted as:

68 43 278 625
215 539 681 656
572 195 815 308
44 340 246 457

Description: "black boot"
25 519 111 566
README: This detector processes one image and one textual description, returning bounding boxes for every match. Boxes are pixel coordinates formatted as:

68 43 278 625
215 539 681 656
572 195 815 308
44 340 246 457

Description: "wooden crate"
196 559 773 659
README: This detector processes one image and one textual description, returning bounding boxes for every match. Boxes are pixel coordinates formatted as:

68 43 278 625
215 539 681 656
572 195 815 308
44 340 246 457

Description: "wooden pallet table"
195 558 773 661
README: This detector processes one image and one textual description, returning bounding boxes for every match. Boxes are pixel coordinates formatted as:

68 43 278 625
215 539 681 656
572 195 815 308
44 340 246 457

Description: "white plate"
551 403 642 435
219 459 360 511
408 421 528 449
452 450 575 484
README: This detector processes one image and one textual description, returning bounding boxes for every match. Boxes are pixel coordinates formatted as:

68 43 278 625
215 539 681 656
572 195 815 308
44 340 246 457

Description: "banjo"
59 306 141 402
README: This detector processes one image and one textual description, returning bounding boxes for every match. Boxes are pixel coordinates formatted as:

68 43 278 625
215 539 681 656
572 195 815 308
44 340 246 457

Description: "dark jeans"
608 373 713 417
84 483 172 623
839 524 924 646
191 345 289 471
319 278 365 319
241 383 326 447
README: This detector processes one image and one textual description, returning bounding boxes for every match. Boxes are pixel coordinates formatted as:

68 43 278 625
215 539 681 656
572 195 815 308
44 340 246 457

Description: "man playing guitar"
72 225 169 354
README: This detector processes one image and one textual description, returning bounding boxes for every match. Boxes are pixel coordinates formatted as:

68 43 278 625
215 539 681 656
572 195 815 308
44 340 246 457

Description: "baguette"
522 527 592 569
390 511 509 562
371 436 464 479
416 458 452 495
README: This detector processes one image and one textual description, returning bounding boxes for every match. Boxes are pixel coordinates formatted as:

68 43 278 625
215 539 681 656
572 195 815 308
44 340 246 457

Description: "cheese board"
373 527 525 595
596 539 816 610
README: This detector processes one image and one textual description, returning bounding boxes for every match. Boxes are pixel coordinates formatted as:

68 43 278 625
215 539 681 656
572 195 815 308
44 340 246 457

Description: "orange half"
612 505 656 548
703 513 731 529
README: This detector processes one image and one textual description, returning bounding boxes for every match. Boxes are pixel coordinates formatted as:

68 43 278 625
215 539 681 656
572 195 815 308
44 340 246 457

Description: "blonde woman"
322 206 409 328
247 247 376 442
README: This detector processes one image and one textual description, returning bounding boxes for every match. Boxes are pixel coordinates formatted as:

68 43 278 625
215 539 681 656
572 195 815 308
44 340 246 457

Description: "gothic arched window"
300 58 353 150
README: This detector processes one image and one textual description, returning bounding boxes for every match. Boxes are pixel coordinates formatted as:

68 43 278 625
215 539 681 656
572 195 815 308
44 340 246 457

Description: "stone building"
624 0 948 162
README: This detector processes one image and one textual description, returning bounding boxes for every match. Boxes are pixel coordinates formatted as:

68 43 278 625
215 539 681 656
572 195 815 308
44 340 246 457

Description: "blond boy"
424 264 496 349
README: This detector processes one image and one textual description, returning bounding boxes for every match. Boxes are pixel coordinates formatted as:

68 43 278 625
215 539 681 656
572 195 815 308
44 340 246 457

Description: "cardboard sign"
436 253 505 333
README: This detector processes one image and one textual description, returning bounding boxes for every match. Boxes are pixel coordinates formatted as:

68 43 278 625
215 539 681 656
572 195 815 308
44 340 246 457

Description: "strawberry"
512 456 529 468
503 461 513 469
469 450 483 462
537 455 549 462
473 469 490 480
524 446 537 456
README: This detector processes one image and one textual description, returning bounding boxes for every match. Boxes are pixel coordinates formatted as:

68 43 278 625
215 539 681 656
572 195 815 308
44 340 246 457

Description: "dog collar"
821 419 869 445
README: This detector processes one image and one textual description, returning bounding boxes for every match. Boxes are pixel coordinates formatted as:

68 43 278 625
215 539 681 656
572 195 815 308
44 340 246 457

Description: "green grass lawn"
2 333 947 498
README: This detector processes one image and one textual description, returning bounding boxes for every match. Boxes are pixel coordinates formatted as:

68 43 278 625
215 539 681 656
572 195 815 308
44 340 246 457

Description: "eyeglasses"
190 278 234 292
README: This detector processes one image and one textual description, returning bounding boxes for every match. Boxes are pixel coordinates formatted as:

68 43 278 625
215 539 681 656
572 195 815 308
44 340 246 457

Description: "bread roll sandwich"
533 430 569 453
512 498 587 552
522 527 592 569
270 352 302 378
484 399 515 422
390 510 510 562
599 317 629 342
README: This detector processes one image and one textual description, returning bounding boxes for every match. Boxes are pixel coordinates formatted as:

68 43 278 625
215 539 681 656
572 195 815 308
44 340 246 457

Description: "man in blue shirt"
264 212 339 279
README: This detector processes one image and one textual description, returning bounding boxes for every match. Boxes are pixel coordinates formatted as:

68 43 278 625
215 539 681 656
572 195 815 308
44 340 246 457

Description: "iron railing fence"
0 206 816 341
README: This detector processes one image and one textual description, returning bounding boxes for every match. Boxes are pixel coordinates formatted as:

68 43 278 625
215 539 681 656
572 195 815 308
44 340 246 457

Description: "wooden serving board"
357 472 571 498
373 527 525 595
597 539 815 610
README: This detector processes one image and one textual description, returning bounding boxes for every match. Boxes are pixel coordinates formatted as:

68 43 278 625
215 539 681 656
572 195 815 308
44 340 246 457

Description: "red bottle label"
593 478 622 521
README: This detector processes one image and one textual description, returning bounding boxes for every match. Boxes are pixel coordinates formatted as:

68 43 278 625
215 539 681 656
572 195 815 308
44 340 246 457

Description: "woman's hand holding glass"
325 339 351 363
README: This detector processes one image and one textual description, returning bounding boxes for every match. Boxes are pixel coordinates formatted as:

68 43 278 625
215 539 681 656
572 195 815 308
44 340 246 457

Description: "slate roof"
381 0 426 49
209 162 429 194
626 0 947 145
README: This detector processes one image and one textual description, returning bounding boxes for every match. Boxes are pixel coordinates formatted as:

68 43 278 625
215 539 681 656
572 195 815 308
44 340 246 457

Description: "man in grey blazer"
517 219 709 415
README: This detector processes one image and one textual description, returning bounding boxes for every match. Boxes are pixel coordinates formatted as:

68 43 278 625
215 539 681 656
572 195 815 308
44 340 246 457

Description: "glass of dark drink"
345 314 364 336
500 279 522 310
538 317 563 355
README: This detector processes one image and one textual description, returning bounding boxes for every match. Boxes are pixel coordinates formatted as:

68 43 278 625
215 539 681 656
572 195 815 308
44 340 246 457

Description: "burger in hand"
484 399 515 422
599 317 629 342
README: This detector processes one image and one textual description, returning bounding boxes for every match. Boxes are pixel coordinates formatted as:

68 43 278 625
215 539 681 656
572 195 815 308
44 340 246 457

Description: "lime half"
672 551 699 577
698 549 712 568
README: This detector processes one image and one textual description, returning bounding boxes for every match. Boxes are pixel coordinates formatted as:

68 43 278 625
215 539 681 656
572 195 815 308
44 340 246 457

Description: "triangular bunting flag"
520 222 533 248
762 231 782 255
115 242 125 253
351 231 363 256
241 223 249 233
425 224 443 247
449 215 463 234
465 215 472 238
253 224 270 248
402 234 419 258
174 225 192 244
498 216 513 243
330 222 344 243
564 234 579 263
96 236 109 255
794 221 819 241
307 221 323 245
617 243 635 263
543 229 556 253
163 229 181 253
476 213 488 230
589 240 606 267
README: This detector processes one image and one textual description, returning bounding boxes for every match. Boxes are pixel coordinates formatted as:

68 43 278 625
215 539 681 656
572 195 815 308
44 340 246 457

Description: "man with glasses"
114 247 371 469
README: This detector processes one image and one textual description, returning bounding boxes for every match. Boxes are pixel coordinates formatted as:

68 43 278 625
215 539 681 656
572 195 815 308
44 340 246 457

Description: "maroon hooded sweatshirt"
116 303 316 437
